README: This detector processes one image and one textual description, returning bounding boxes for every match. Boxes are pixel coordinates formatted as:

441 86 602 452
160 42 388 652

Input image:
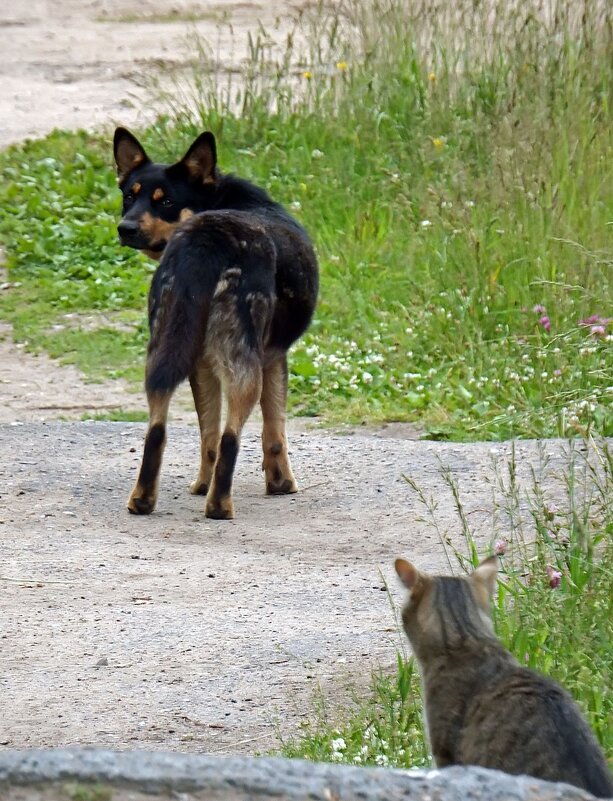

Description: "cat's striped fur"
395 556 613 798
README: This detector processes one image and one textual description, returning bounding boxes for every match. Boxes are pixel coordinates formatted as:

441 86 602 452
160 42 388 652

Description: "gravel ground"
0 422 579 753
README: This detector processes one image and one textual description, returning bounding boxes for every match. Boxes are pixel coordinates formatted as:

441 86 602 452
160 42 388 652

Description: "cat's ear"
395 558 420 590
471 555 498 598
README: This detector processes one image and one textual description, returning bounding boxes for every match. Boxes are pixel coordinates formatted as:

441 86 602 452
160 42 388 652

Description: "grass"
0 0 611 440
281 437 613 766
96 8 228 24
81 410 148 422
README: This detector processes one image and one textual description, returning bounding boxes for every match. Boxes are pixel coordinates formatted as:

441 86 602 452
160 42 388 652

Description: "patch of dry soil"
0 0 303 148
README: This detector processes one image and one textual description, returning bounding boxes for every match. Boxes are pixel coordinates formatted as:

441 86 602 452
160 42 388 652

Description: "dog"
113 127 318 519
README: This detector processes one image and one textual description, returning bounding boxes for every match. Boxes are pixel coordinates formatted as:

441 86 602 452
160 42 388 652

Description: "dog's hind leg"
261 354 298 495
128 389 173 515
189 360 222 496
205 364 263 520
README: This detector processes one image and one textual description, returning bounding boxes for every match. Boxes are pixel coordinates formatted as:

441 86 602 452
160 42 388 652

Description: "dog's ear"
114 127 150 183
178 132 217 184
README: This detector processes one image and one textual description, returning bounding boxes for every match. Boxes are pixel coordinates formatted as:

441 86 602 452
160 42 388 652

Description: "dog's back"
146 210 276 396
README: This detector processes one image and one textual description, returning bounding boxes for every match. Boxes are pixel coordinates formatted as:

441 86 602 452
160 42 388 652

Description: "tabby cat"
395 555 613 798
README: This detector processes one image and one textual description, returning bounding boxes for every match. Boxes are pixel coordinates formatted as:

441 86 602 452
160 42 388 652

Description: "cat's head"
394 556 498 658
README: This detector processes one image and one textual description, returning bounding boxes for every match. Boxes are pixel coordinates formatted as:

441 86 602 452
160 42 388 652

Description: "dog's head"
113 127 219 259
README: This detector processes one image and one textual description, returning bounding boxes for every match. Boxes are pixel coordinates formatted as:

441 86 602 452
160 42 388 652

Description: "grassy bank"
0 0 611 438
281 439 613 765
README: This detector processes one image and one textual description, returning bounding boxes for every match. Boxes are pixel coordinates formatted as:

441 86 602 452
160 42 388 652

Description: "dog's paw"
127 487 156 515
205 496 235 520
266 477 298 495
190 478 209 496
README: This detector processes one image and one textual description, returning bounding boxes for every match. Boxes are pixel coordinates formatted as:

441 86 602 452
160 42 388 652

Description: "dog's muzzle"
117 219 166 252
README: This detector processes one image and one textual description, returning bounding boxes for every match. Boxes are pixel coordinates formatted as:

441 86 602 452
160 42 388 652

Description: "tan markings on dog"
152 187 164 201
205 295 261 392
225 372 262 435
185 155 216 185
189 361 222 496
213 279 229 299
260 357 298 495
139 212 181 256
131 182 142 195
115 138 146 182
179 208 194 222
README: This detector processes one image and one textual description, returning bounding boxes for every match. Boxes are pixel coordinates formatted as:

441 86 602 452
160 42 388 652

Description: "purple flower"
590 325 606 337
546 565 562 589
539 315 551 332
533 304 546 314
544 502 558 520
553 369 562 377
579 314 611 328
494 538 507 556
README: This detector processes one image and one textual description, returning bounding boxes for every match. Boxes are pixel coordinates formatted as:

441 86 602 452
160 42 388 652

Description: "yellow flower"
303 70 313 80
428 72 437 83
432 137 445 151
336 61 348 71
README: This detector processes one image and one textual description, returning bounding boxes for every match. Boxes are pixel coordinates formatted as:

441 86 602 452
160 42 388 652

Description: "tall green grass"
282 438 613 765
0 0 611 437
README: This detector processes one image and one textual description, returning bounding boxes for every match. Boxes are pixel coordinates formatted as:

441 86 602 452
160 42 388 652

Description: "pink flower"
579 315 611 328
590 325 606 337
494 539 507 556
553 369 562 377
533 304 546 314
544 503 558 520
539 315 551 332
546 565 562 589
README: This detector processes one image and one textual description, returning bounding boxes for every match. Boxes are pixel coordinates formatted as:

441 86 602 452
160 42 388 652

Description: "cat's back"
460 665 613 797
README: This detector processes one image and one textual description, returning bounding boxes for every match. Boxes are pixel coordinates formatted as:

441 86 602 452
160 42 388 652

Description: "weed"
61 784 112 801
283 439 612 764
82 410 148 422
281 653 430 768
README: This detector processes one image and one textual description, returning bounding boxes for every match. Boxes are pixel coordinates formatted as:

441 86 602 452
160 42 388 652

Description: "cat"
395 555 613 798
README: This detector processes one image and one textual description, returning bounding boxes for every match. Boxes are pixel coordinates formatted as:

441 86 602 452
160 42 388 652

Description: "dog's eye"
160 197 174 208
124 191 135 204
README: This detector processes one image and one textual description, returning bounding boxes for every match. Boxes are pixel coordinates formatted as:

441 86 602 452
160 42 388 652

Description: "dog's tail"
144 232 224 395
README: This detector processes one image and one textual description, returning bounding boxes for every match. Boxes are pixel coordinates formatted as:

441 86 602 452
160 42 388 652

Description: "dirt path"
0 0 301 148
0 423 576 753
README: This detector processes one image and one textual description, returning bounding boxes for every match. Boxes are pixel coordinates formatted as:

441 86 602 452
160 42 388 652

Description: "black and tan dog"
113 128 318 519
